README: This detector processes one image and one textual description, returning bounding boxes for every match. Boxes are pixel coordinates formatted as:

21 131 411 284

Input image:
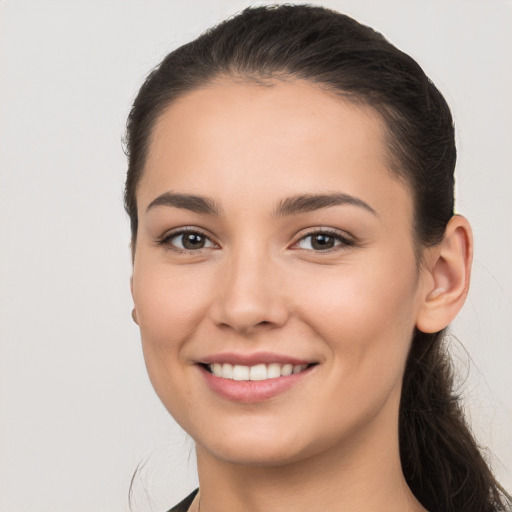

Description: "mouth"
196 354 318 403
200 362 314 381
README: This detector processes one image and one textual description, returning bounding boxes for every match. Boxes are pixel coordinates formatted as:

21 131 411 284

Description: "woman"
125 5 511 512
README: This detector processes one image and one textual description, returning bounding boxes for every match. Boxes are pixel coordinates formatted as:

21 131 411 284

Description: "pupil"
183 233 205 249
312 234 334 250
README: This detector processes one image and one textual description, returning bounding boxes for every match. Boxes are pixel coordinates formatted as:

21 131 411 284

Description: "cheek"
294 253 420 377
133 260 212 343
132 258 215 398
286 259 420 440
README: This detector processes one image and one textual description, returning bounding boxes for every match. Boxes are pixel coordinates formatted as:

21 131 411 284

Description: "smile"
198 356 317 403
206 362 310 381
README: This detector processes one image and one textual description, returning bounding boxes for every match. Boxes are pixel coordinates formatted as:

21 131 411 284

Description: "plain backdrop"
0 1 511 511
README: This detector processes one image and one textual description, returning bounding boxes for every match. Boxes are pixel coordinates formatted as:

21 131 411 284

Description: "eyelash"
157 227 217 254
292 228 355 253
156 227 355 254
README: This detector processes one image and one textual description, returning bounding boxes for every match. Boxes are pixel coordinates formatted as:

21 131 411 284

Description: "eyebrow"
146 192 222 215
273 193 378 217
145 191 377 218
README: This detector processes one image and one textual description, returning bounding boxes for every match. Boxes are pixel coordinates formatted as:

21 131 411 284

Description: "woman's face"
131 79 430 466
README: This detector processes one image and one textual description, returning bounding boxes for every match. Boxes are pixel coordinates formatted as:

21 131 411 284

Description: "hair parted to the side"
124 5 511 511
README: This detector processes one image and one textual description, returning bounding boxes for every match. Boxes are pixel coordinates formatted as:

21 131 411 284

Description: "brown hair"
124 5 511 511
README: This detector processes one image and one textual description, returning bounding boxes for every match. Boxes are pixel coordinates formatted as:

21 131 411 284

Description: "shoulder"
166 488 199 512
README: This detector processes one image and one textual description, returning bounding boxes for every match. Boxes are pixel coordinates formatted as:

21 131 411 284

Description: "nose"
209 248 290 334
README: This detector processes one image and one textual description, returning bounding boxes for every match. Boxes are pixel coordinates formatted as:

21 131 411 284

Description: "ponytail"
400 329 511 511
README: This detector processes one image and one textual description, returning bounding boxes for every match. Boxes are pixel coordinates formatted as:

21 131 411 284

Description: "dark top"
167 488 199 512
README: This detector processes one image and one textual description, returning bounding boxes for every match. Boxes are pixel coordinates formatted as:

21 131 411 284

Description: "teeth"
208 362 309 381
232 365 250 381
281 364 293 376
221 363 233 379
267 363 281 379
249 364 267 381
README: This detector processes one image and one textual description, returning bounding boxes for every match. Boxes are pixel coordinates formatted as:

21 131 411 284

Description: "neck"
193 398 426 512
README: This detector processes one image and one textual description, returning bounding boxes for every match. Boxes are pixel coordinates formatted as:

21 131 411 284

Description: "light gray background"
0 1 510 511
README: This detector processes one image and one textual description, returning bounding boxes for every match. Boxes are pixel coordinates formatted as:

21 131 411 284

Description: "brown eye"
163 230 216 251
182 233 206 249
296 231 353 251
310 234 335 250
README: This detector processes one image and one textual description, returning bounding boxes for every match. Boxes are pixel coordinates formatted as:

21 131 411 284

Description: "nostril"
209 292 290 333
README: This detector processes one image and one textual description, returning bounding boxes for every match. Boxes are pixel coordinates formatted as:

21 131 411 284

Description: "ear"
130 275 139 325
416 215 473 333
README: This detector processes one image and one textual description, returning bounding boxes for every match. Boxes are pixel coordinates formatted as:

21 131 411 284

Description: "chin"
192 416 338 469
201 436 309 467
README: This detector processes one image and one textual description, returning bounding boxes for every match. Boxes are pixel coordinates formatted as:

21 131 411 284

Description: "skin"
131 79 472 512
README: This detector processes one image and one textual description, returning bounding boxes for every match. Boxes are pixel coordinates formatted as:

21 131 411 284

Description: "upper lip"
198 352 315 366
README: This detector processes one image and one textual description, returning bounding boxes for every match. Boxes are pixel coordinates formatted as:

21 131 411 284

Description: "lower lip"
199 365 315 403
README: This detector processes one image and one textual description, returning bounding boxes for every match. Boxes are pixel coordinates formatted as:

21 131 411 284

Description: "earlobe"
130 276 139 325
416 215 473 333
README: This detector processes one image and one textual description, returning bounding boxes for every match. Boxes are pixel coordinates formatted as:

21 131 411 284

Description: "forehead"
138 78 412 220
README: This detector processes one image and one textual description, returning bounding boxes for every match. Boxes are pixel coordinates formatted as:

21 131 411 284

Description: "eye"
159 229 216 252
295 230 354 251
